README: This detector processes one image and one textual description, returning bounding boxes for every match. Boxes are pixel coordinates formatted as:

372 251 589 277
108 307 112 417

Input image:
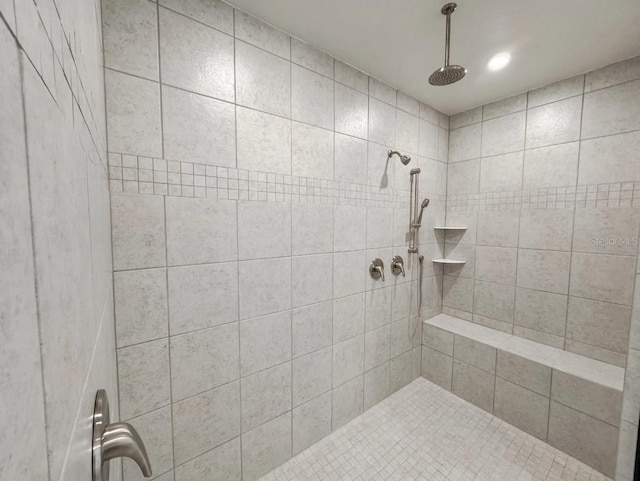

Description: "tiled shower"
2 0 640 481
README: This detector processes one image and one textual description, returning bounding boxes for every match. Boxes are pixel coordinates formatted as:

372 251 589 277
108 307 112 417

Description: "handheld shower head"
416 198 430 226
387 150 411 165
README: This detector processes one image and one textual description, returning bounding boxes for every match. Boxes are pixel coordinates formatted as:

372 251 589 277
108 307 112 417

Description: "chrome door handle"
93 390 152 481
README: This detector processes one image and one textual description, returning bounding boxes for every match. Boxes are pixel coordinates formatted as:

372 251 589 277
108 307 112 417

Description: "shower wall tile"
238 202 292 260
570 253 635 305
482 93 527 120
479 151 523 192
292 203 334 255
106 70 162 157
418 119 439 158
585 55 640 92
452 359 495 413
450 107 482 129
242 413 292 481
292 254 333 307
335 133 367 184
173 438 241 481
522 142 579 188
292 347 332 406
333 335 365 386
292 65 334 129
168 263 238 334
582 79 640 139
118 339 171 419
235 41 290 116
292 392 332 455
162 86 236 166
236 107 291 174
474 246 517 284
334 205 367 251
369 77 396 105
572 208 640 256
333 294 366 343
481 111 525 156
447 159 480 194
578 130 640 184
103 0 159 80
241 362 292 432
476 210 520 247
449 123 481 162
516 249 571 295
331 376 364 430
114 268 168 347
494 378 549 441
514 288 568 338
525 96 582 149
291 38 334 77
239 257 291 319
333 251 366 297
170 324 239 401
472 281 515 324
292 122 334 179
172 381 241 465
369 97 397 145
335 60 369 94
159 8 234 101
239 311 291 376
166 197 237 265
159 0 233 34
335 83 368 139
234 10 290 59
112 193 166 270
395 110 419 154
518 209 574 251
527 75 584 108
422 346 453 390
566 297 631 355
292 301 333 358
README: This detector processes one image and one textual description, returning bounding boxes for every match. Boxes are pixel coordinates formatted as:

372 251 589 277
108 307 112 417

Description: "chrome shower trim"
429 2 467 86
387 150 412 165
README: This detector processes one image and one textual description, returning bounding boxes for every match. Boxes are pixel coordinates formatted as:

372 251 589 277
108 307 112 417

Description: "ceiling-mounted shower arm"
429 3 466 86
443 3 455 67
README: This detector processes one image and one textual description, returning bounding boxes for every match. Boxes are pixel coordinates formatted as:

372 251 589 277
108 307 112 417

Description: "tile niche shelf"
432 258 466 264
433 226 467 230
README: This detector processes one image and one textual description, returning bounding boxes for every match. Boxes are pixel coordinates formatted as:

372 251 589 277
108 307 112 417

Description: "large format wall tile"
494 378 549 440
160 0 233 34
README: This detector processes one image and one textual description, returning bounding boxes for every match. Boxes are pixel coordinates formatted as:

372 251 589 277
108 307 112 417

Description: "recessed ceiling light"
487 52 511 71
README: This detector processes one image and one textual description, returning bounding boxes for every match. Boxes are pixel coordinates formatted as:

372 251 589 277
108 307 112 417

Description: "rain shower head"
388 150 411 165
416 198 430 225
429 3 467 86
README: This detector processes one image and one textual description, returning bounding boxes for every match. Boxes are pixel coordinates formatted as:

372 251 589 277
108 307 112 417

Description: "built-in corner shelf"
432 259 466 264
433 226 467 230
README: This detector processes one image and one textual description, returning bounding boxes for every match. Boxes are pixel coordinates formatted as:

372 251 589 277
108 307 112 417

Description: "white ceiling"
224 0 640 114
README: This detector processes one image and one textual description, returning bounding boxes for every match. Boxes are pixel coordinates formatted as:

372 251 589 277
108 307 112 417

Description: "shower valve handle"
391 256 405 277
369 258 385 281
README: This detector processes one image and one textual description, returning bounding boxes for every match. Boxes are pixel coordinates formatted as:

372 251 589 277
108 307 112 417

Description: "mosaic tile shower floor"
261 378 610 481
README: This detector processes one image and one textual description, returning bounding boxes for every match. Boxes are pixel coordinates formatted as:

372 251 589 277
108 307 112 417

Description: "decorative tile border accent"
447 182 640 211
107 152 446 208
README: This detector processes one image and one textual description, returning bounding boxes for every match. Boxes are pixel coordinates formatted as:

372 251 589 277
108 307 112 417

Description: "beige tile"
570 253 635 305
292 301 332 358
443 243 475 278
239 311 291 376
335 60 368 93
172 381 240 465
615 420 639 481
496 350 552 396
476 210 519 247
389 350 413 393
364 362 390 409
292 64 334 130
482 93 527 120
364 324 391 370
241 362 291 432
479 152 523 193
168 263 238 335
572 208 640 256
333 335 364 387
118 339 170 419
473 281 515 324
114 268 168 347
454 335 497 374
111 193 165 270
551 370 622 426
523 142 579 189
518 209 574 251
166 197 237 265
238 258 291 320
442 276 474 312
123 407 173 481
369 77 396 105
516 249 571 295
291 38 333 77
528 75 584 108
578 130 640 185
566 296 631 354
481 111 525 156
447 158 480 195
494 378 549 440
292 392 332 455
333 293 365 343
160 0 233 34
332 376 364 430
514 288 568 337
422 346 453 391
547 401 618 477
475 246 517 285
525 96 582 149
236 107 291 174
238 202 291 260
174 438 240 481
234 10 289 58
170 324 239 401
241 413 291 481
622 349 640 425
449 123 481 162
452 360 495 413
585 55 640 91
582 79 640 139
422 323 454 356
292 347 332 407
450 107 481 129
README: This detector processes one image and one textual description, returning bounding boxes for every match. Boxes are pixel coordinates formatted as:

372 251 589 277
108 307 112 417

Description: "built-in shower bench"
421 313 624 477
